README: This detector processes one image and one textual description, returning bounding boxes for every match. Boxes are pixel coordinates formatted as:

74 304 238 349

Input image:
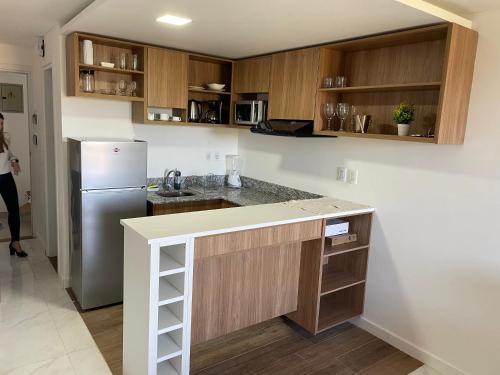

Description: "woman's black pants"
0 172 20 242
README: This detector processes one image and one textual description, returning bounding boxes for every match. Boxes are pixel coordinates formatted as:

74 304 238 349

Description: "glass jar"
80 70 95 93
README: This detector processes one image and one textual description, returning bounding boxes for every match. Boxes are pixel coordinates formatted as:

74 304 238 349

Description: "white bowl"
207 83 225 91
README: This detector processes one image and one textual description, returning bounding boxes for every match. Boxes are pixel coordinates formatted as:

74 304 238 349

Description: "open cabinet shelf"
317 81 441 93
318 283 365 332
66 33 145 101
313 23 477 144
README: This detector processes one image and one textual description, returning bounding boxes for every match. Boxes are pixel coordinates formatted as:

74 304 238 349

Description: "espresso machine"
202 100 223 124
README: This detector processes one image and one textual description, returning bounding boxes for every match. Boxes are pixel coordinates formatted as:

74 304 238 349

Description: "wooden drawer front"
194 219 323 259
191 243 302 345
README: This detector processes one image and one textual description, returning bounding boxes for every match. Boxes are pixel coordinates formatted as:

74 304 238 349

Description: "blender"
226 155 242 188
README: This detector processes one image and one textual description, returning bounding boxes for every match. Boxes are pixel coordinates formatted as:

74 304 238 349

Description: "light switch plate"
347 169 359 184
337 167 347 182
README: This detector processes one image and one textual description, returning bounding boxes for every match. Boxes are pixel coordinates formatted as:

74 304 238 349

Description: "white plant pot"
397 123 410 136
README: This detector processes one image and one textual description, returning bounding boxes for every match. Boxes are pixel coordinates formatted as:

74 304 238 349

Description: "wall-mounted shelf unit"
313 23 477 144
67 22 477 143
66 33 145 101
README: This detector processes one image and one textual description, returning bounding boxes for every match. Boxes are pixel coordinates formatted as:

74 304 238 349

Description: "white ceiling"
63 0 443 59
0 0 94 46
427 0 500 16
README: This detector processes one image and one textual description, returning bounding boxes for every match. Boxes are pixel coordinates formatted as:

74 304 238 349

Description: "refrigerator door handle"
81 186 146 193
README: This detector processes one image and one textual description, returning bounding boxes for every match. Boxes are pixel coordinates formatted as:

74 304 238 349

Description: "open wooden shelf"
79 63 144 75
77 91 144 102
188 88 231 95
324 240 369 257
144 119 237 129
317 81 441 93
315 130 436 143
157 360 180 375
317 283 365 332
321 270 365 296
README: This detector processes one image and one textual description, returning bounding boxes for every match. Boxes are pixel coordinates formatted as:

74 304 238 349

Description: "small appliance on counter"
188 99 202 122
226 154 242 188
235 100 267 125
202 100 224 124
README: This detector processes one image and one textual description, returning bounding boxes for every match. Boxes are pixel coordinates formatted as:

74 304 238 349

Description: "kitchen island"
121 196 374 375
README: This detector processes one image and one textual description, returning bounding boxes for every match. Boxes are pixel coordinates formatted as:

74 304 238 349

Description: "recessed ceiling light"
156 14 192 26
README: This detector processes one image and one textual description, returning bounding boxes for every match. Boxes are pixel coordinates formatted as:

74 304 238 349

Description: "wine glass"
118 80 127 96
336 103 350 132
129 81 137 97
323 103 336 131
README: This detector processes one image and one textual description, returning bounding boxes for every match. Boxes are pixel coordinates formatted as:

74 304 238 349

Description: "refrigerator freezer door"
78 187 147 309
80 140 147 190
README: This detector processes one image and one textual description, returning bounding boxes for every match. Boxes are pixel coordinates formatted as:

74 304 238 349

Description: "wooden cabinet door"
147 47 188 109
268 48 320 120
233 56 271 93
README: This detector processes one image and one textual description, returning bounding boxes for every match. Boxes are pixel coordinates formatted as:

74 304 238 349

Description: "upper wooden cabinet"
233 56 271 93
313 23 478 144
268 48 320 120
147 47 188 109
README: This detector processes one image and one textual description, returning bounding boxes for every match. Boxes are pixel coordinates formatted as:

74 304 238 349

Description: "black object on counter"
174 171 182 190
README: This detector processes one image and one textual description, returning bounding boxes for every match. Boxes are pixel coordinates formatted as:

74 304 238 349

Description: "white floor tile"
0 271 48 323
4 355 76 375
69 347 112 375
0 240 111 374
49 300 96 353
0 311 67 373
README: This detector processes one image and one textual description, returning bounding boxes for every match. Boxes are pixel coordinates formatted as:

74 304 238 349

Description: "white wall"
238 10 499 375
0 72 31 211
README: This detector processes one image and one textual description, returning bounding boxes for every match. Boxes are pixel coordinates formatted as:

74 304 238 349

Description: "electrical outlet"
205 151 212 161
214 151 221 161
337 167 347 183
347 169 359 184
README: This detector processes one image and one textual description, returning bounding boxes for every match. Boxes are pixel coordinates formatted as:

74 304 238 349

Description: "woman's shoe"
9 243 27 257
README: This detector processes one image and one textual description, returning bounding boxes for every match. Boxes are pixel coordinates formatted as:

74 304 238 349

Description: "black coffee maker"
202 100 223 124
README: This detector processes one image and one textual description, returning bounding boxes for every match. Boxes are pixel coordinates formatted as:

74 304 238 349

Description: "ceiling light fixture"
156 14 192 26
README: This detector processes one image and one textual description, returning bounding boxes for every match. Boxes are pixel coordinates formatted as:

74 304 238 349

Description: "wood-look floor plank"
74 301 422 375
357 351 422 375
338 338 399 373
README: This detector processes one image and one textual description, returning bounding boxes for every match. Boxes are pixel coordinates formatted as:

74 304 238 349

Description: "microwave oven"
234 100 267 125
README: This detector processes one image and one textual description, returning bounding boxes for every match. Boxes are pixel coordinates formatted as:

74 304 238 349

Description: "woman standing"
0 113 27 257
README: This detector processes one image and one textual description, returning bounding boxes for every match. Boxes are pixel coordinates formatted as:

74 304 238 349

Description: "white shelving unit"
123 230 194 375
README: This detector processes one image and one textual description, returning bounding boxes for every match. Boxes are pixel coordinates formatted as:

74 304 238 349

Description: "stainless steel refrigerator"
68 138 147 309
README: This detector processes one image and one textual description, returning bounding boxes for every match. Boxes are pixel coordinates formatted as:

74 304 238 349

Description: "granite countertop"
147 176 322 207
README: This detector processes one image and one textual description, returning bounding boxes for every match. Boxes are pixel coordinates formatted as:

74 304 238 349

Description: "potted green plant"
393 102 415 136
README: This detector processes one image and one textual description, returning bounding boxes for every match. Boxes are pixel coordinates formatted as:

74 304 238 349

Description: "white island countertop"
121 197 374 245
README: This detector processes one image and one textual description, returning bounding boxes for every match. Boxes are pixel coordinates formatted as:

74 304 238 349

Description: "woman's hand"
11 161 21 175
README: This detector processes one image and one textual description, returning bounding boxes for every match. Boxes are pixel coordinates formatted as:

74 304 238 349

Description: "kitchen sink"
156 190 195 198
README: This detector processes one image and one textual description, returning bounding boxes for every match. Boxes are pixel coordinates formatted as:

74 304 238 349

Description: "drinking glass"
323 77 333 88
335 76 347 88
336 103 350 132
119 53 127 69
323 103 336 131
118 80 127 95
131 54 138 70
129 81 137 96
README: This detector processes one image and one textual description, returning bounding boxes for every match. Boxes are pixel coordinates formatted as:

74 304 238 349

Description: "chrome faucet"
163 169 177 191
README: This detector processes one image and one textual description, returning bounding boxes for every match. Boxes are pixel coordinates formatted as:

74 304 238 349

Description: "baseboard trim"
352 317 469 375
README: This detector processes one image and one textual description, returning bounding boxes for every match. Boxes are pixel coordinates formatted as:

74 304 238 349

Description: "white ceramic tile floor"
0 239 111 375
